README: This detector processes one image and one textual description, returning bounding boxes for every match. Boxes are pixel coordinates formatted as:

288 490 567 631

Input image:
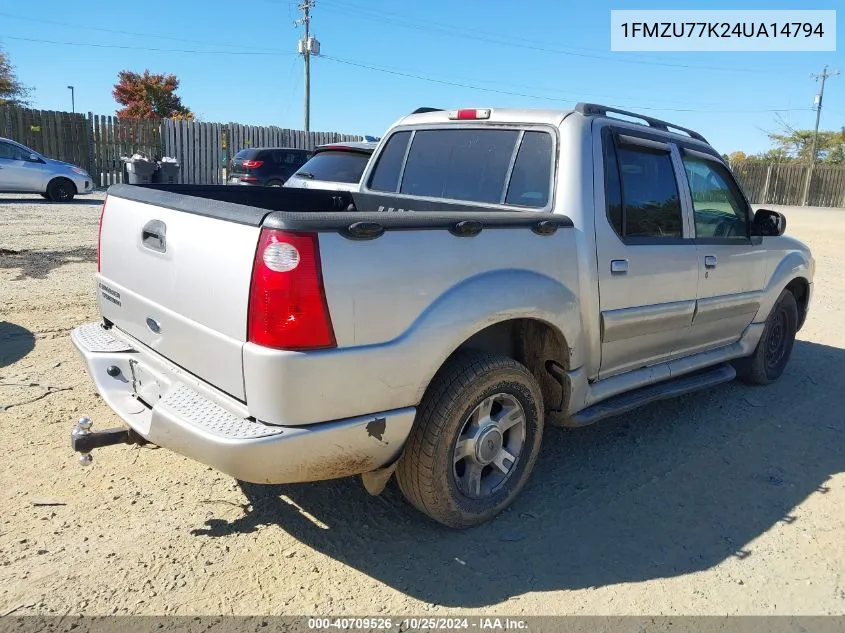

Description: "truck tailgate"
97 194 261 401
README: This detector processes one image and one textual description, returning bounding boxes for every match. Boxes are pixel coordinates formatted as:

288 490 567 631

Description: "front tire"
46 178 76 202
396 351 544 529
734 289 798 385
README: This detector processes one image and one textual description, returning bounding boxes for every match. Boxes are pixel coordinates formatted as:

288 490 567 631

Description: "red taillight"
241 159 264 169
96 197 106 273
247 229 336 350
449 108 491 120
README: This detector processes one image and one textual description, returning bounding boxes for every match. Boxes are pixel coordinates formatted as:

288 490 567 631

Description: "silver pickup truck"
70 103 814 528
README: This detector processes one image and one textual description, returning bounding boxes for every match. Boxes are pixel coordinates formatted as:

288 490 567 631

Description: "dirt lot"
1 192 843 617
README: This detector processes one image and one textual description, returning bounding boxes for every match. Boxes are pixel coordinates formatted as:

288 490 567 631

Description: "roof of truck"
394 103 710 145
397 108 574 128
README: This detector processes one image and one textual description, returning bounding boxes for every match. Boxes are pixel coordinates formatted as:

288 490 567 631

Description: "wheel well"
786 277 809 331
451 319 571 415
48 177 77 194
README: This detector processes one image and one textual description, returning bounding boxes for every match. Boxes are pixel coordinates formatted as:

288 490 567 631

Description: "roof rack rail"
574 102 707 143
410 107 443 114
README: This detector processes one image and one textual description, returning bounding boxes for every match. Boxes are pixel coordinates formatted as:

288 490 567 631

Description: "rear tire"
40 193 50 199
733 289 798 385
265 179 283 187
46 178 76 202
396 351 544 529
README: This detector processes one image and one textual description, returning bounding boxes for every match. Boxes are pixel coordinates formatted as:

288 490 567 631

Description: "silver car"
283 141 378 192
0 137 95 201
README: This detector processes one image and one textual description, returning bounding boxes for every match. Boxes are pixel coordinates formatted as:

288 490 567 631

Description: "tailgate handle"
141 220 167 253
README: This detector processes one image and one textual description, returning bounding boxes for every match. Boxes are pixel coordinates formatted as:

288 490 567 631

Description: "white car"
283 141 378 192
0 137 95 201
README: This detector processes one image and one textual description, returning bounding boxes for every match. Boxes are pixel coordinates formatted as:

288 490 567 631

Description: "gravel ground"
0 192 843 616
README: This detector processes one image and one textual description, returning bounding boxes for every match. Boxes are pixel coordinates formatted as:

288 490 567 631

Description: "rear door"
679 149 767 352
594 126 699 379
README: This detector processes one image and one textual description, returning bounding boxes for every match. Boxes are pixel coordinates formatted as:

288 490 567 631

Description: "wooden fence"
731 161 845 208
163 120 362 185
0 106 362 187
0 108 89 171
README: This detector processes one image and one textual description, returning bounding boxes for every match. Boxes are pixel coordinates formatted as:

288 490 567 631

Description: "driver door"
679 148 767 353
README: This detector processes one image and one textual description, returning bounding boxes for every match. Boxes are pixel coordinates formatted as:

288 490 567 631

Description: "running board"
565 363 736 428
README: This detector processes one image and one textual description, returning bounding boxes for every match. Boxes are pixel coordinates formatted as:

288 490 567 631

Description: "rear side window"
369 131 411 192
296 151 370 183
505 132 553 208
368 128 554 208
604 133 683 239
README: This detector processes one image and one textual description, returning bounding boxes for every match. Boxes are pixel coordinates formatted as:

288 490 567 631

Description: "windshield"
295 150 371 183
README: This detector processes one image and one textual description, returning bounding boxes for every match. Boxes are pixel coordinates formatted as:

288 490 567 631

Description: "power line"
0 29 814 115
0 34 296 55
320 55 811 114
0 12 285 53
316 0 799 74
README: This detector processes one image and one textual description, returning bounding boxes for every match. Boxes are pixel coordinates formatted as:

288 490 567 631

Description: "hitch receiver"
71 416 144 465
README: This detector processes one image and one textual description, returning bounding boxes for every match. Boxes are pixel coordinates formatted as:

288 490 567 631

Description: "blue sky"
1 0 842 155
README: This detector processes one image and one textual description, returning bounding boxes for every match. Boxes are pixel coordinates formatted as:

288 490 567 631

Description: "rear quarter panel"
243 226 583 424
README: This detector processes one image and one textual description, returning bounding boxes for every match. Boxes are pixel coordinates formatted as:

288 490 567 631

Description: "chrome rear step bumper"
70 322 415 484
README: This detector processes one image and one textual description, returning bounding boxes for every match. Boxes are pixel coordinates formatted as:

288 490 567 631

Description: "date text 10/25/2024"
308 618 529 630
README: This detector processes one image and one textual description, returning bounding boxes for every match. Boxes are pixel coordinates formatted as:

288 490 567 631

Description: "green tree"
765 128 845 164
0 45 31 106
112 70 194 120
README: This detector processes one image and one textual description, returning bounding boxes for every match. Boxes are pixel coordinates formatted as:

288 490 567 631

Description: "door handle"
704 255 718 269
610 259 628 274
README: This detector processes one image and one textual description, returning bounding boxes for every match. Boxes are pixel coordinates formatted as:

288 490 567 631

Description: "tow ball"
70 416 144 465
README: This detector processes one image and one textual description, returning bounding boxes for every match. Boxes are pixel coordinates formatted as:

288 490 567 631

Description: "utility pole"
801 65 839 206
67 85 75 114
295 1 319 132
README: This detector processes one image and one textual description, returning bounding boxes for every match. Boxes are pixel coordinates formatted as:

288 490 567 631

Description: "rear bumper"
70 322 415 484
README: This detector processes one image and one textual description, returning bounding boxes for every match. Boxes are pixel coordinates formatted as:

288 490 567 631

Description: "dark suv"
228 148 312 186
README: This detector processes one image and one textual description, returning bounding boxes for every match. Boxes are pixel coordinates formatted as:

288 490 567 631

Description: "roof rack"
574 102 707 143
410 107 443 114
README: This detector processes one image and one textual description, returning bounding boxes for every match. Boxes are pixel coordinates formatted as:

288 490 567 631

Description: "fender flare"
755 251 812 324
389 269 582 402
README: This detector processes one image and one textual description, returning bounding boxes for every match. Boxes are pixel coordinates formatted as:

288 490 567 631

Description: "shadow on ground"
0 247 97 280
192 339 844 607
0 322 36 368
0 197 103 205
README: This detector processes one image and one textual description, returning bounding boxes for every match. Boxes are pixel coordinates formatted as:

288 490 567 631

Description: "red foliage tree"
112 70 194 120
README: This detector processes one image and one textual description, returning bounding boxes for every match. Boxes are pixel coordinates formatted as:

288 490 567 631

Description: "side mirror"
28 153 43 163
751 208 786 237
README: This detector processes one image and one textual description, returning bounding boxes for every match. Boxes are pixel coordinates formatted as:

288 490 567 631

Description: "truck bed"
97 183 578 425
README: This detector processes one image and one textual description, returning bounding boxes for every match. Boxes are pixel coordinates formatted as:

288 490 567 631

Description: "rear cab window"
296 150 371 184
366 127 554 209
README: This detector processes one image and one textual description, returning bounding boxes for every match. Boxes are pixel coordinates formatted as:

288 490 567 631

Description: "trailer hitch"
71 416 145 465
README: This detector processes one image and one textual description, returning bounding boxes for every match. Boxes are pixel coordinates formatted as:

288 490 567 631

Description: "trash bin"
153 157 180 184
121 154 157 185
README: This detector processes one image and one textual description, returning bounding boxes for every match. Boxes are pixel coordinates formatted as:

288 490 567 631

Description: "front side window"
0 142 29 161
682 156 749 239
605 138 683 239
